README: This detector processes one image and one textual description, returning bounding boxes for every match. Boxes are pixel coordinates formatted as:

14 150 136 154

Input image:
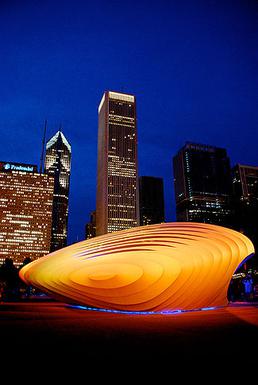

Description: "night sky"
0 0 257 244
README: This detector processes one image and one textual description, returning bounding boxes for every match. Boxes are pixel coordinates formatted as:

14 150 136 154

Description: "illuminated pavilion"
19 222 254 313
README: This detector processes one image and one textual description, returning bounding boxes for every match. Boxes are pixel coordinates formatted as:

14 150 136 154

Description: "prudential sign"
2 163 34 173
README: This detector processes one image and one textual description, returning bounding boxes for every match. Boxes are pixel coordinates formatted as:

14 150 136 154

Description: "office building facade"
85 210 96 240
232 164 258 267
45 131 71 251
139 176 165 225
0 161 54 265
173 142 232 225
96 91 139 235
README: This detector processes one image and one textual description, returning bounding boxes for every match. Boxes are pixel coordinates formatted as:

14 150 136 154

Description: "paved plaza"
1 300 257 370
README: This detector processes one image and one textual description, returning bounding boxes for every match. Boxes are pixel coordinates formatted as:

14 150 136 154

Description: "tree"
0 258 20 301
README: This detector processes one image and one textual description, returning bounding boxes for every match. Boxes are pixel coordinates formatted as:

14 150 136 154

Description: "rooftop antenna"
40 119 47 174
59 123 62 133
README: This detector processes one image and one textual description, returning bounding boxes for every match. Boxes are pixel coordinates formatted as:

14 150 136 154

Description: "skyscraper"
232 164 258 267
0 161 54 265
45 130 71 251
139 176 165 225
96 91 139 235
173 142 232 225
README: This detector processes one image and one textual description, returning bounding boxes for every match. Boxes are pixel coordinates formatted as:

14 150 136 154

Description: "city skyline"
0 0 257 244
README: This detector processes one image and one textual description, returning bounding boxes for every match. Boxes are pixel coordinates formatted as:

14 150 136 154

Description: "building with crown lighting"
45 131 71 251
0 161 54 266
96 91 139 235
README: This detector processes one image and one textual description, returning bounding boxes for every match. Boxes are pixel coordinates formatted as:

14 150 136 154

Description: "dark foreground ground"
1 300 258 376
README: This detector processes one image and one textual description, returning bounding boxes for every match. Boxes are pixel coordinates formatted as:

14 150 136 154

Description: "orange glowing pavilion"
19 222 254 312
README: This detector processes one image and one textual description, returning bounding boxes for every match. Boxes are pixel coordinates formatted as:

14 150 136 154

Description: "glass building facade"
139 176 165 226
232 164 258 267
45 131 71 251
173 142 233 226
0 161 54 266
96 91 139 235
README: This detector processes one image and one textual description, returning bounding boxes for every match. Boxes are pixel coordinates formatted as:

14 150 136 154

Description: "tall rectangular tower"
96 91 139 235
173 142 232 226
45 130 71 251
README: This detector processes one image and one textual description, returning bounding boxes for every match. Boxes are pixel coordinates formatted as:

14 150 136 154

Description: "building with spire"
45 130 71 251
96 91 139 235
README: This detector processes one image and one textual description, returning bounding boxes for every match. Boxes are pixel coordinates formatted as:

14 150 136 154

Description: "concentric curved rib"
19 222 254 312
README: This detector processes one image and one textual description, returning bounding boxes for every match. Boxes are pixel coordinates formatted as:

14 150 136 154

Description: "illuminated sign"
0 161 36 173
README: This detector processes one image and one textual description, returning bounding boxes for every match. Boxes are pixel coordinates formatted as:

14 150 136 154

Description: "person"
228 278 242 302
242 274 254 301
0 282 5 303
18 257 32 298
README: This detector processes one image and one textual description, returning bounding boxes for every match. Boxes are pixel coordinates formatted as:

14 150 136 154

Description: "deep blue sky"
0 0 257 244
